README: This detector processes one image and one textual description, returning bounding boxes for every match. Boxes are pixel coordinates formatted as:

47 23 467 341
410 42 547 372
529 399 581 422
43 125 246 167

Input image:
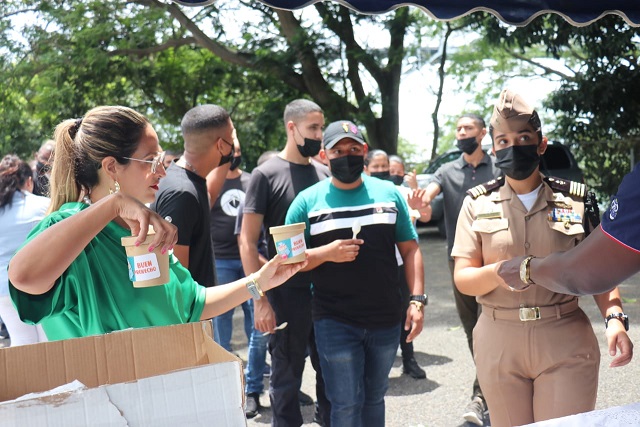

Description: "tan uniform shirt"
451 175 585 309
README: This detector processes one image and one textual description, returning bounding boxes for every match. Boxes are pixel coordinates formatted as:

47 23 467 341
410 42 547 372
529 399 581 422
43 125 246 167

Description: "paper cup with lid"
269 222 307 264
121 231 170 287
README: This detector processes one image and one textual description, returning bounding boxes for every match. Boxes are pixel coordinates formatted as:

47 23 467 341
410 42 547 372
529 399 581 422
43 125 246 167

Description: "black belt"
483 299 580 322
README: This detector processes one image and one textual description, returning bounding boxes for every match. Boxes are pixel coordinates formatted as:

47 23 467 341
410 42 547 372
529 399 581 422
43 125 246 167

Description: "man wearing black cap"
285 120 425 427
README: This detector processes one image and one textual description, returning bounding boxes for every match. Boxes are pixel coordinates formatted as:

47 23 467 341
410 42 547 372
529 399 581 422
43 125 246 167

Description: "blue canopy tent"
176 0 640 27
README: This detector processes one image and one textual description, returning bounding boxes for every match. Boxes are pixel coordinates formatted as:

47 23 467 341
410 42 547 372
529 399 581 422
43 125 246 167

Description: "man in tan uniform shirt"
451 89 633 427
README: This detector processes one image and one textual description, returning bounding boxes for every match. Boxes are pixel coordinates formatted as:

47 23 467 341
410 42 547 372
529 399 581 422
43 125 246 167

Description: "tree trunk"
363 8 408 154
431 23 453 161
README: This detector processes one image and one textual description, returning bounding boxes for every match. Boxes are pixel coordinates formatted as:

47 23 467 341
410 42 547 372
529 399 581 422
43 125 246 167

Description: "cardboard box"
0 322 246 426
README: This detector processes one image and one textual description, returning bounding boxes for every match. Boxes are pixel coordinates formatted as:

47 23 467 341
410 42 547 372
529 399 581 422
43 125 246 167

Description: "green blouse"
9 202 206 341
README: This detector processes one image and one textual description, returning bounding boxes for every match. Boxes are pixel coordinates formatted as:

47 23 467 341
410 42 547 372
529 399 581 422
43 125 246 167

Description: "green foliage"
0 0 303 169
466 13 640 196
2 1 638 185
0 1 426 164
396 136 428 173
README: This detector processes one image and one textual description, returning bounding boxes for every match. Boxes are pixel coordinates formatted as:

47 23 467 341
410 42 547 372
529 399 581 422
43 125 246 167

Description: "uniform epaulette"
543 176 587 199
466 175 505 199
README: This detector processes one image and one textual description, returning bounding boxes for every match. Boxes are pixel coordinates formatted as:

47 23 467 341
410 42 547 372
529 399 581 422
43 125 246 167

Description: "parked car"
416 141 583 235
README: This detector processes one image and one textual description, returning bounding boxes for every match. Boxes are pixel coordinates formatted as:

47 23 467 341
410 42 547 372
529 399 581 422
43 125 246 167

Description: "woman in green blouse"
8 106 304 341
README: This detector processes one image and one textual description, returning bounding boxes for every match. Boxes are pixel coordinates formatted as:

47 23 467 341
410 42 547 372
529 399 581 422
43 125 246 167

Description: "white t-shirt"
517 184 542 212
0 191 50 296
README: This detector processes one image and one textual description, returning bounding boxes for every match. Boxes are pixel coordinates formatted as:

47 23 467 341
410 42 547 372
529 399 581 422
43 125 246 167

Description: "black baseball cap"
323 120 367 150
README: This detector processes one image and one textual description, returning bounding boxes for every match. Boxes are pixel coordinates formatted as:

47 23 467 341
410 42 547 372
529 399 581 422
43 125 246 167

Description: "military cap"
490 89 541 134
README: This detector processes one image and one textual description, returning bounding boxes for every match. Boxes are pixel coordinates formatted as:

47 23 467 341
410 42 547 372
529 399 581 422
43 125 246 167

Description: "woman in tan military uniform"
451 89 633 427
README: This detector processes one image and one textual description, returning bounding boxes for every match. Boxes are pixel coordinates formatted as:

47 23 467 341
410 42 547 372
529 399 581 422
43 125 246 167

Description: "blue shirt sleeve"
601 163 640 252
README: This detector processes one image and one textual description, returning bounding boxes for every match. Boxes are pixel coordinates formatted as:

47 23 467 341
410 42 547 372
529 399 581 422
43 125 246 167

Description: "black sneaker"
245 392 261 419
298 390 314 406
402 357 426 379
462 396 485 426
312 402 325 426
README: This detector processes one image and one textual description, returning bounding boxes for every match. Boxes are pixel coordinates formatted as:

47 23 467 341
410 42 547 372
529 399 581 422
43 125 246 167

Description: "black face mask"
389 174 405 186
457 136 479 155
218 144 234 167
329 155 364 184
294 126 322 158
229 155 242 171
36 161 49 175
370 171 390 180
495 145 540 181
296 138 322 158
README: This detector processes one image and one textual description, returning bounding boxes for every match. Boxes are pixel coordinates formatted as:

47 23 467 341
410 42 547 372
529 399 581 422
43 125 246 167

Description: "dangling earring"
82 188 92 205
110 180 120 194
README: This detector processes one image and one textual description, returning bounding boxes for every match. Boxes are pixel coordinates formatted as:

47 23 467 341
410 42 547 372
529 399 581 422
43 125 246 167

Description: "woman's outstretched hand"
255 253 309 292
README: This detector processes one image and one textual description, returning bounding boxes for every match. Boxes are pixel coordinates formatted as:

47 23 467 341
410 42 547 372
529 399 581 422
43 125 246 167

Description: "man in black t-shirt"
211 140 252 351
152 104 234 288
239 99 331 426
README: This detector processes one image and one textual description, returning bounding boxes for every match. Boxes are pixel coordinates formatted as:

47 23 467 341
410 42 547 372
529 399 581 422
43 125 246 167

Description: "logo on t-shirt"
221 189 246 216
609 197 619 221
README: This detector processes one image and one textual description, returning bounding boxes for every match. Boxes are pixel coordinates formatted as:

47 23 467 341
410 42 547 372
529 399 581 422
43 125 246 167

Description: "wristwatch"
605 312 629 331
519 255 536 286
409 294 428 306
246 274 264 300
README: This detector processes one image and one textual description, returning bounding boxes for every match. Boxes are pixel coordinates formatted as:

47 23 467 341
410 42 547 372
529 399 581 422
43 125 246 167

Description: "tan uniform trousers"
474 300 600 427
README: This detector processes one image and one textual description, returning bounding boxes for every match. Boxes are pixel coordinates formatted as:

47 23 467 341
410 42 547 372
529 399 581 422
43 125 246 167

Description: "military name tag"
477 211 502 219
552 194 573 209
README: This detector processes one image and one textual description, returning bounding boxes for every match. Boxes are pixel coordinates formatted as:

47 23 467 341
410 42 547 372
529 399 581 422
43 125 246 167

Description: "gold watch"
519 255 536 286
409 300 424 312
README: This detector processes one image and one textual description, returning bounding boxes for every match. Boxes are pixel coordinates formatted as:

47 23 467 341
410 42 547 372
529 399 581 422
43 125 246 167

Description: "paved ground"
231 226 640 426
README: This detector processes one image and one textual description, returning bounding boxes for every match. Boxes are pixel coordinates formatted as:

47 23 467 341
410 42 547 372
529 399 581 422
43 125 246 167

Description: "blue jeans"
314 318 400 427
213 258 252 350
213 258 268 395
245 318 269 394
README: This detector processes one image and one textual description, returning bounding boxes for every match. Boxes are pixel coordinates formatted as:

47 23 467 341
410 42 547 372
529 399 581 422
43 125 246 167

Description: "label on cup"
127 253 161 282
275 232 306 259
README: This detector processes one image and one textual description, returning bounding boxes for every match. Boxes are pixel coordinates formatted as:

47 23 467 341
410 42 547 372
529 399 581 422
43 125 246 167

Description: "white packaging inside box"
0 322 246 427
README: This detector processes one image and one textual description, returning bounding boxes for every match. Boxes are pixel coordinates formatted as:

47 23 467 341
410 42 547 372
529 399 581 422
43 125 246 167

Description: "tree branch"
160 1 253 67
315 4 383 83
509 51 575 80
333 7 368 110
431 23 454 160
132 0 308 93
0 7 38 20
275 8 355 112
110 37 197 57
